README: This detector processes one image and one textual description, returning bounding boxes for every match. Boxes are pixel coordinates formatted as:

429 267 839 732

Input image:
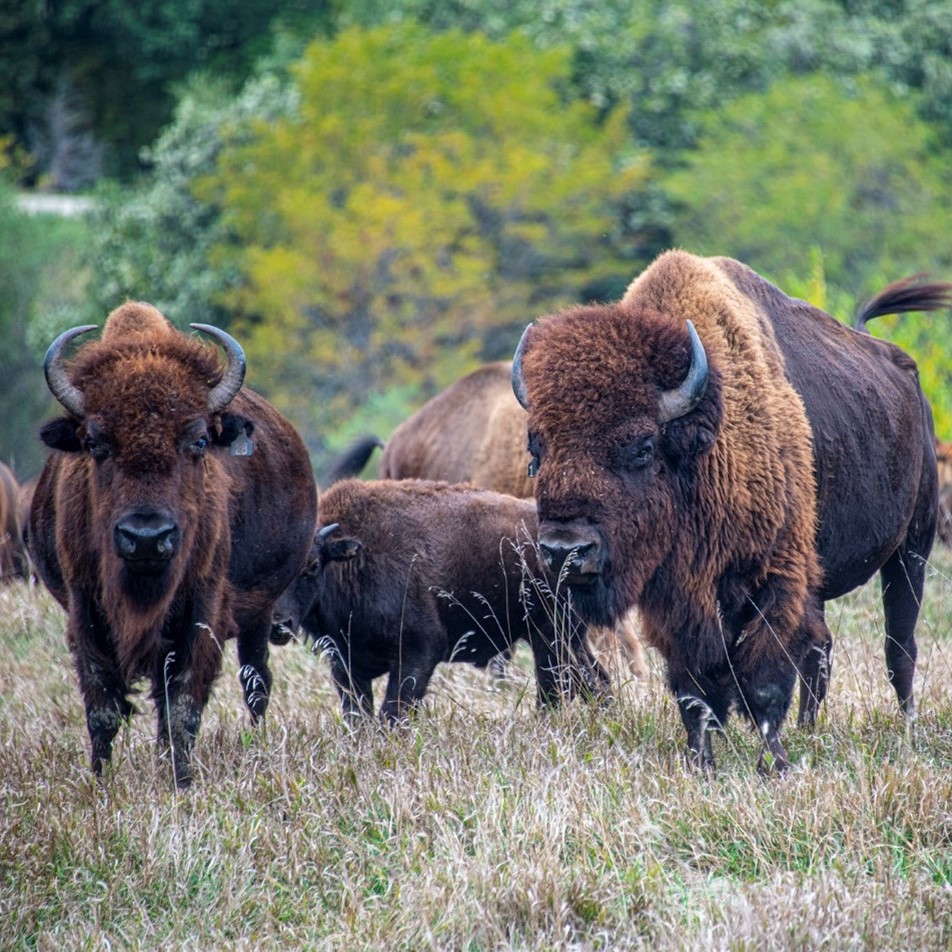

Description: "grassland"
2 548 952 950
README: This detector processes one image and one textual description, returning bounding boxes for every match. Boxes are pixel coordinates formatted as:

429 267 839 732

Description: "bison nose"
114 512 179 563
538 524 602 580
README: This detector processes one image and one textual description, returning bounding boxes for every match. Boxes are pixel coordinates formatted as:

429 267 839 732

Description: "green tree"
203 24 648 454
0 0 332 185
86 72 298 327
662 74 952 296
0 184 92 477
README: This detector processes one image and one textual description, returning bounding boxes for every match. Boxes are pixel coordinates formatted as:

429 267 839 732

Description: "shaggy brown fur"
29 302 316 786
379 361 534 498
376 361 647 679
516 251 823 772
273 478 608 719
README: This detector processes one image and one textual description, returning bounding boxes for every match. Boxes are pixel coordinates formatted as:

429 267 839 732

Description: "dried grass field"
3 546 952 950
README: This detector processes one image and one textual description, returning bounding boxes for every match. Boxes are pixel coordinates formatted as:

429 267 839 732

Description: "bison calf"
273 478 608 719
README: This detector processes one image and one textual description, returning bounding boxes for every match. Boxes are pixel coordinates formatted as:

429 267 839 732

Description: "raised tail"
854 273 952 333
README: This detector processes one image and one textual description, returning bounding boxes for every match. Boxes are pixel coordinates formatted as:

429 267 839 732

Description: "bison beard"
29 303 316 787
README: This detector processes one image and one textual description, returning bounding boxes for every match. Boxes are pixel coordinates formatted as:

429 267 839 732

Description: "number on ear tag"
230 432 254 456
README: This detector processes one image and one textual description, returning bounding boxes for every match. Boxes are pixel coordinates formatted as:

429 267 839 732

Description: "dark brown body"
373 364 646 678
513 251 948 771
29 303 316 786
273 478 607 719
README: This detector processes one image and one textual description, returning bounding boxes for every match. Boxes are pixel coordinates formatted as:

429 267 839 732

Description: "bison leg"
796 601 833 729
379 636 442 722
675 693 717 773
237 618 273 723
528 617 610 707
67 596 134 777
880 547 925 719
329 657 375 720
151 625 220 788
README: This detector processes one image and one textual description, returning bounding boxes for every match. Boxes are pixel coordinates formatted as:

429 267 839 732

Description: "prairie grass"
3 549 952 950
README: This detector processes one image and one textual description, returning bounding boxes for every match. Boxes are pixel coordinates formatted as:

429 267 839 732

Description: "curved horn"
44 325 97 417
658 320 709 424
511 324 533 411
190 323 247 414
316 523 340 542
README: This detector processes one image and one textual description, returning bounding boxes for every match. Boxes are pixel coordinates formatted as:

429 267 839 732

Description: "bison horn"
511 324 533 411
658 320 709 424
190 324 247 414
316 523 340 541
44 325 97 417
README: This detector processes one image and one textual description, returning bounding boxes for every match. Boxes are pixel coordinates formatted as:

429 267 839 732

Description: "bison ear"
660 420 717 465
213 412 255 443
39 418 83 452
324 537 361 563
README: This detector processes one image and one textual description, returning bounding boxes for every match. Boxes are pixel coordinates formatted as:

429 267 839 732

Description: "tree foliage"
662 74 952 296
0 0 332 185
203 24 648 451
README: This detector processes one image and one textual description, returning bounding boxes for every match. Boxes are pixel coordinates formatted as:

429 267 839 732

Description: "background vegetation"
3 548 952 948
4 0 952 477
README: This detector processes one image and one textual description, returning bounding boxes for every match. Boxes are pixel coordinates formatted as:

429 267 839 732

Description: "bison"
512 250 951 772
369 364 646 679
29 302 317 786
0 461 28 580
378 362 534 498
272 478 608 720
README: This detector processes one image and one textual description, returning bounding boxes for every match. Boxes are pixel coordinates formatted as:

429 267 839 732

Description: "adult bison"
29 302 317 786
378 362 533 498
272 478 608 720
512 250 950 772
0 461 28 580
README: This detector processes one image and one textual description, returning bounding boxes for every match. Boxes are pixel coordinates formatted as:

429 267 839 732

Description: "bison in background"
0 461 29 580
29 303 317 786
272 478 608 720
512 250 951 773
935 438 952 547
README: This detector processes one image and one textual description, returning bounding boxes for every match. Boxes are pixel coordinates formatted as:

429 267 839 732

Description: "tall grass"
3 549 952 949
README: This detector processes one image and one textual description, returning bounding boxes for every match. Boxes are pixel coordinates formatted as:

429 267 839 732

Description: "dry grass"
3 550 952 950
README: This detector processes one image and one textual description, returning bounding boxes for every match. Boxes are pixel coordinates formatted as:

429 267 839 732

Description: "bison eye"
84 436 111 461
188 434 210 459
618 437 655 472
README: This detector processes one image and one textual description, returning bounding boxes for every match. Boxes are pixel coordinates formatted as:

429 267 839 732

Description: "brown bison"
0 461 28 580
368 365 646 679
29 303 317 786
378 362 534 498
272 478 608 720
512 250 951 772
935 438 952 547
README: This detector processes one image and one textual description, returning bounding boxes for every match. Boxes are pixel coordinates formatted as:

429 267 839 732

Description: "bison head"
511 303 721 627
271 523 360 642
40 304 247 620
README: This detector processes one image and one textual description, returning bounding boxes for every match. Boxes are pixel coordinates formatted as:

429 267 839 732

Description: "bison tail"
322 435 385 486
854 274 952 333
